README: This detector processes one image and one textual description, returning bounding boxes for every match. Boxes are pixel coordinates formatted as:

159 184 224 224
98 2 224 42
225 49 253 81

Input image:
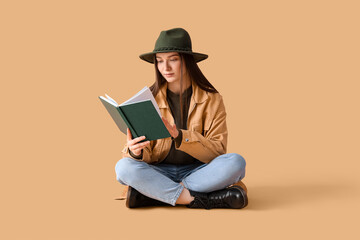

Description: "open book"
99 87 171 141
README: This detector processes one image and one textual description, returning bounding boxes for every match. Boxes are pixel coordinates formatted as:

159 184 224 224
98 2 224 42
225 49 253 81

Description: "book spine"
117 107 138 138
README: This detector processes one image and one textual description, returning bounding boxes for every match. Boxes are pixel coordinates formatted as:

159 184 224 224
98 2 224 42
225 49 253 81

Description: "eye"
170 58 178 62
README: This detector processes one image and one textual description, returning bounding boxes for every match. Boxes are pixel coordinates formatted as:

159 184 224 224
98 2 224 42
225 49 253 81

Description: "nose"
165 60 171 70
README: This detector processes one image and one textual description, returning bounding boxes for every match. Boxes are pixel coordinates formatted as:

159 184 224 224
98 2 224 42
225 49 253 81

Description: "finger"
166 120 176 132
162 117 169 130
169 122 176 130
162 117 172 130
129 136 146 146
162 116 170 125
164 118 176 129
163 118 177 137
131 141 150 151
127 128 132 141
130 141 150 151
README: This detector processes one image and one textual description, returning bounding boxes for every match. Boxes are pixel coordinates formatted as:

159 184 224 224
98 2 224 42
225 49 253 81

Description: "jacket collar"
156 80 208 109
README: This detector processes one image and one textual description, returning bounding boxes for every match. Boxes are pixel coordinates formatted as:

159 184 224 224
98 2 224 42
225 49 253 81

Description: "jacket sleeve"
174 95 228 163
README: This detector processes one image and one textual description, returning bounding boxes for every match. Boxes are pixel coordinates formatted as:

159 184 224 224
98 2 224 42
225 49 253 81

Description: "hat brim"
139 50 208 64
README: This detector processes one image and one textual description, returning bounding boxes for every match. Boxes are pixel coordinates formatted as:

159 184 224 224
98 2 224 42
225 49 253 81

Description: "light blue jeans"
115 153 246 206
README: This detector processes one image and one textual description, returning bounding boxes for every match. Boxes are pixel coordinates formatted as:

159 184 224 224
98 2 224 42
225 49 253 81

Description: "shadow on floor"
246 182 357 211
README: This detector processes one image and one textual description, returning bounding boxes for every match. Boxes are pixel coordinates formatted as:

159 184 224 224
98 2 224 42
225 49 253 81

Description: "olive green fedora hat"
139 28 208 64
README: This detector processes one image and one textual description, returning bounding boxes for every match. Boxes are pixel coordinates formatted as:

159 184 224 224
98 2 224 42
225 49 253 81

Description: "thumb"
127 128 132 141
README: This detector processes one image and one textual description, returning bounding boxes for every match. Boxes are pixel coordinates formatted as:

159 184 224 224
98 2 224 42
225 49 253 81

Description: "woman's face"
156 52 186 84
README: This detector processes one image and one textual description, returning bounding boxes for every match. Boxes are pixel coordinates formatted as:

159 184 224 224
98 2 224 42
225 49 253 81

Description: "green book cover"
99 87 171 141
119 100 171 141
99 96 128 134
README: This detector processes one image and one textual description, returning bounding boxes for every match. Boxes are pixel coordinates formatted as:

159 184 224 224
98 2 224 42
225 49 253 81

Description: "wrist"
172 129 183 148
129 149 143 159
171 128 180 140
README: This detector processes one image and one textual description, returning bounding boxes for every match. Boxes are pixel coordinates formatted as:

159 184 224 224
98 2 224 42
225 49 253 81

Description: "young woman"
115 28 248 209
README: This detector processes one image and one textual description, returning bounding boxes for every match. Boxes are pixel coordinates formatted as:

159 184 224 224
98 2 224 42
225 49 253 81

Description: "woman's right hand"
127 128 150 156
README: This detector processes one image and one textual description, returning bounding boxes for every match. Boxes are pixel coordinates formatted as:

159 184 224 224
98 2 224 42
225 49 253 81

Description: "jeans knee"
231 153 246 169
115 157 136 184
227 153 246 177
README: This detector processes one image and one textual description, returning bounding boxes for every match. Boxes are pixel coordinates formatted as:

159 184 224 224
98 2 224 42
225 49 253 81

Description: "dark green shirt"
162 85 199 165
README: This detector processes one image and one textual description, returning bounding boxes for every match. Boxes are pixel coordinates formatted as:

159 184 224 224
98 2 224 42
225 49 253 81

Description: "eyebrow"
156 54 179 59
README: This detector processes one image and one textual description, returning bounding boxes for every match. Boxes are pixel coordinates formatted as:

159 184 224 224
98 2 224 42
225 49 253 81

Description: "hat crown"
139 27 208 64
154 28 192 52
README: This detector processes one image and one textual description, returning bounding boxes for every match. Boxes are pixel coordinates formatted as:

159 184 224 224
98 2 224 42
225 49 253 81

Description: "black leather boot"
126 186 171 208
186 185 248 209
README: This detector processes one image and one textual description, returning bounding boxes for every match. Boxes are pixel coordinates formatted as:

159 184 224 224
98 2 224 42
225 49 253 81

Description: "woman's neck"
167 78 191 95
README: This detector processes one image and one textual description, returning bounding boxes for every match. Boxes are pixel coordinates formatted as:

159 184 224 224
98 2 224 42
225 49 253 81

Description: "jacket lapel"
155 80 209 124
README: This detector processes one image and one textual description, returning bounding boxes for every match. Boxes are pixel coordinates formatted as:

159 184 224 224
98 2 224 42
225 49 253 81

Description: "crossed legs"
115 153 246 206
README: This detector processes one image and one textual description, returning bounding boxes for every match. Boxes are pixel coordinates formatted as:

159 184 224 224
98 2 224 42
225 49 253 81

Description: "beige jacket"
122 80 228 164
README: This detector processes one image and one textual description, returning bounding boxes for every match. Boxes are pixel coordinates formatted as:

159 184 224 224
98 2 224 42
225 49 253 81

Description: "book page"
105 94 119 106
120 86 161 116
99 96 117 107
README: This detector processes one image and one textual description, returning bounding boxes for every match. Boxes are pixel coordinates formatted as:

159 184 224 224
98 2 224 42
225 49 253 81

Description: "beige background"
1 0 359 239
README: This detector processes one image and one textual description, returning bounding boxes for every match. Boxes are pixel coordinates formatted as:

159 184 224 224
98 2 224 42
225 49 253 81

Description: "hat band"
154 46 192 52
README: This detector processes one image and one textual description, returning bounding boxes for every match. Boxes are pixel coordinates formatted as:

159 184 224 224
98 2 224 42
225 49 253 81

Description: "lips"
164 73 174 77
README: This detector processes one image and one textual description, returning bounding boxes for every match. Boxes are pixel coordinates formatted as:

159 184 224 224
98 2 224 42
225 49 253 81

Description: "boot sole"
125 186 133 208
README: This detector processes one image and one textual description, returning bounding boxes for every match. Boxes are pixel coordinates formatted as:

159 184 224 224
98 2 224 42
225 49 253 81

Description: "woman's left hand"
162 116 179 139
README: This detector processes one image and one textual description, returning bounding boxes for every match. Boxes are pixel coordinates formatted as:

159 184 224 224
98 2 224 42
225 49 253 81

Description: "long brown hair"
150 52 218 127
